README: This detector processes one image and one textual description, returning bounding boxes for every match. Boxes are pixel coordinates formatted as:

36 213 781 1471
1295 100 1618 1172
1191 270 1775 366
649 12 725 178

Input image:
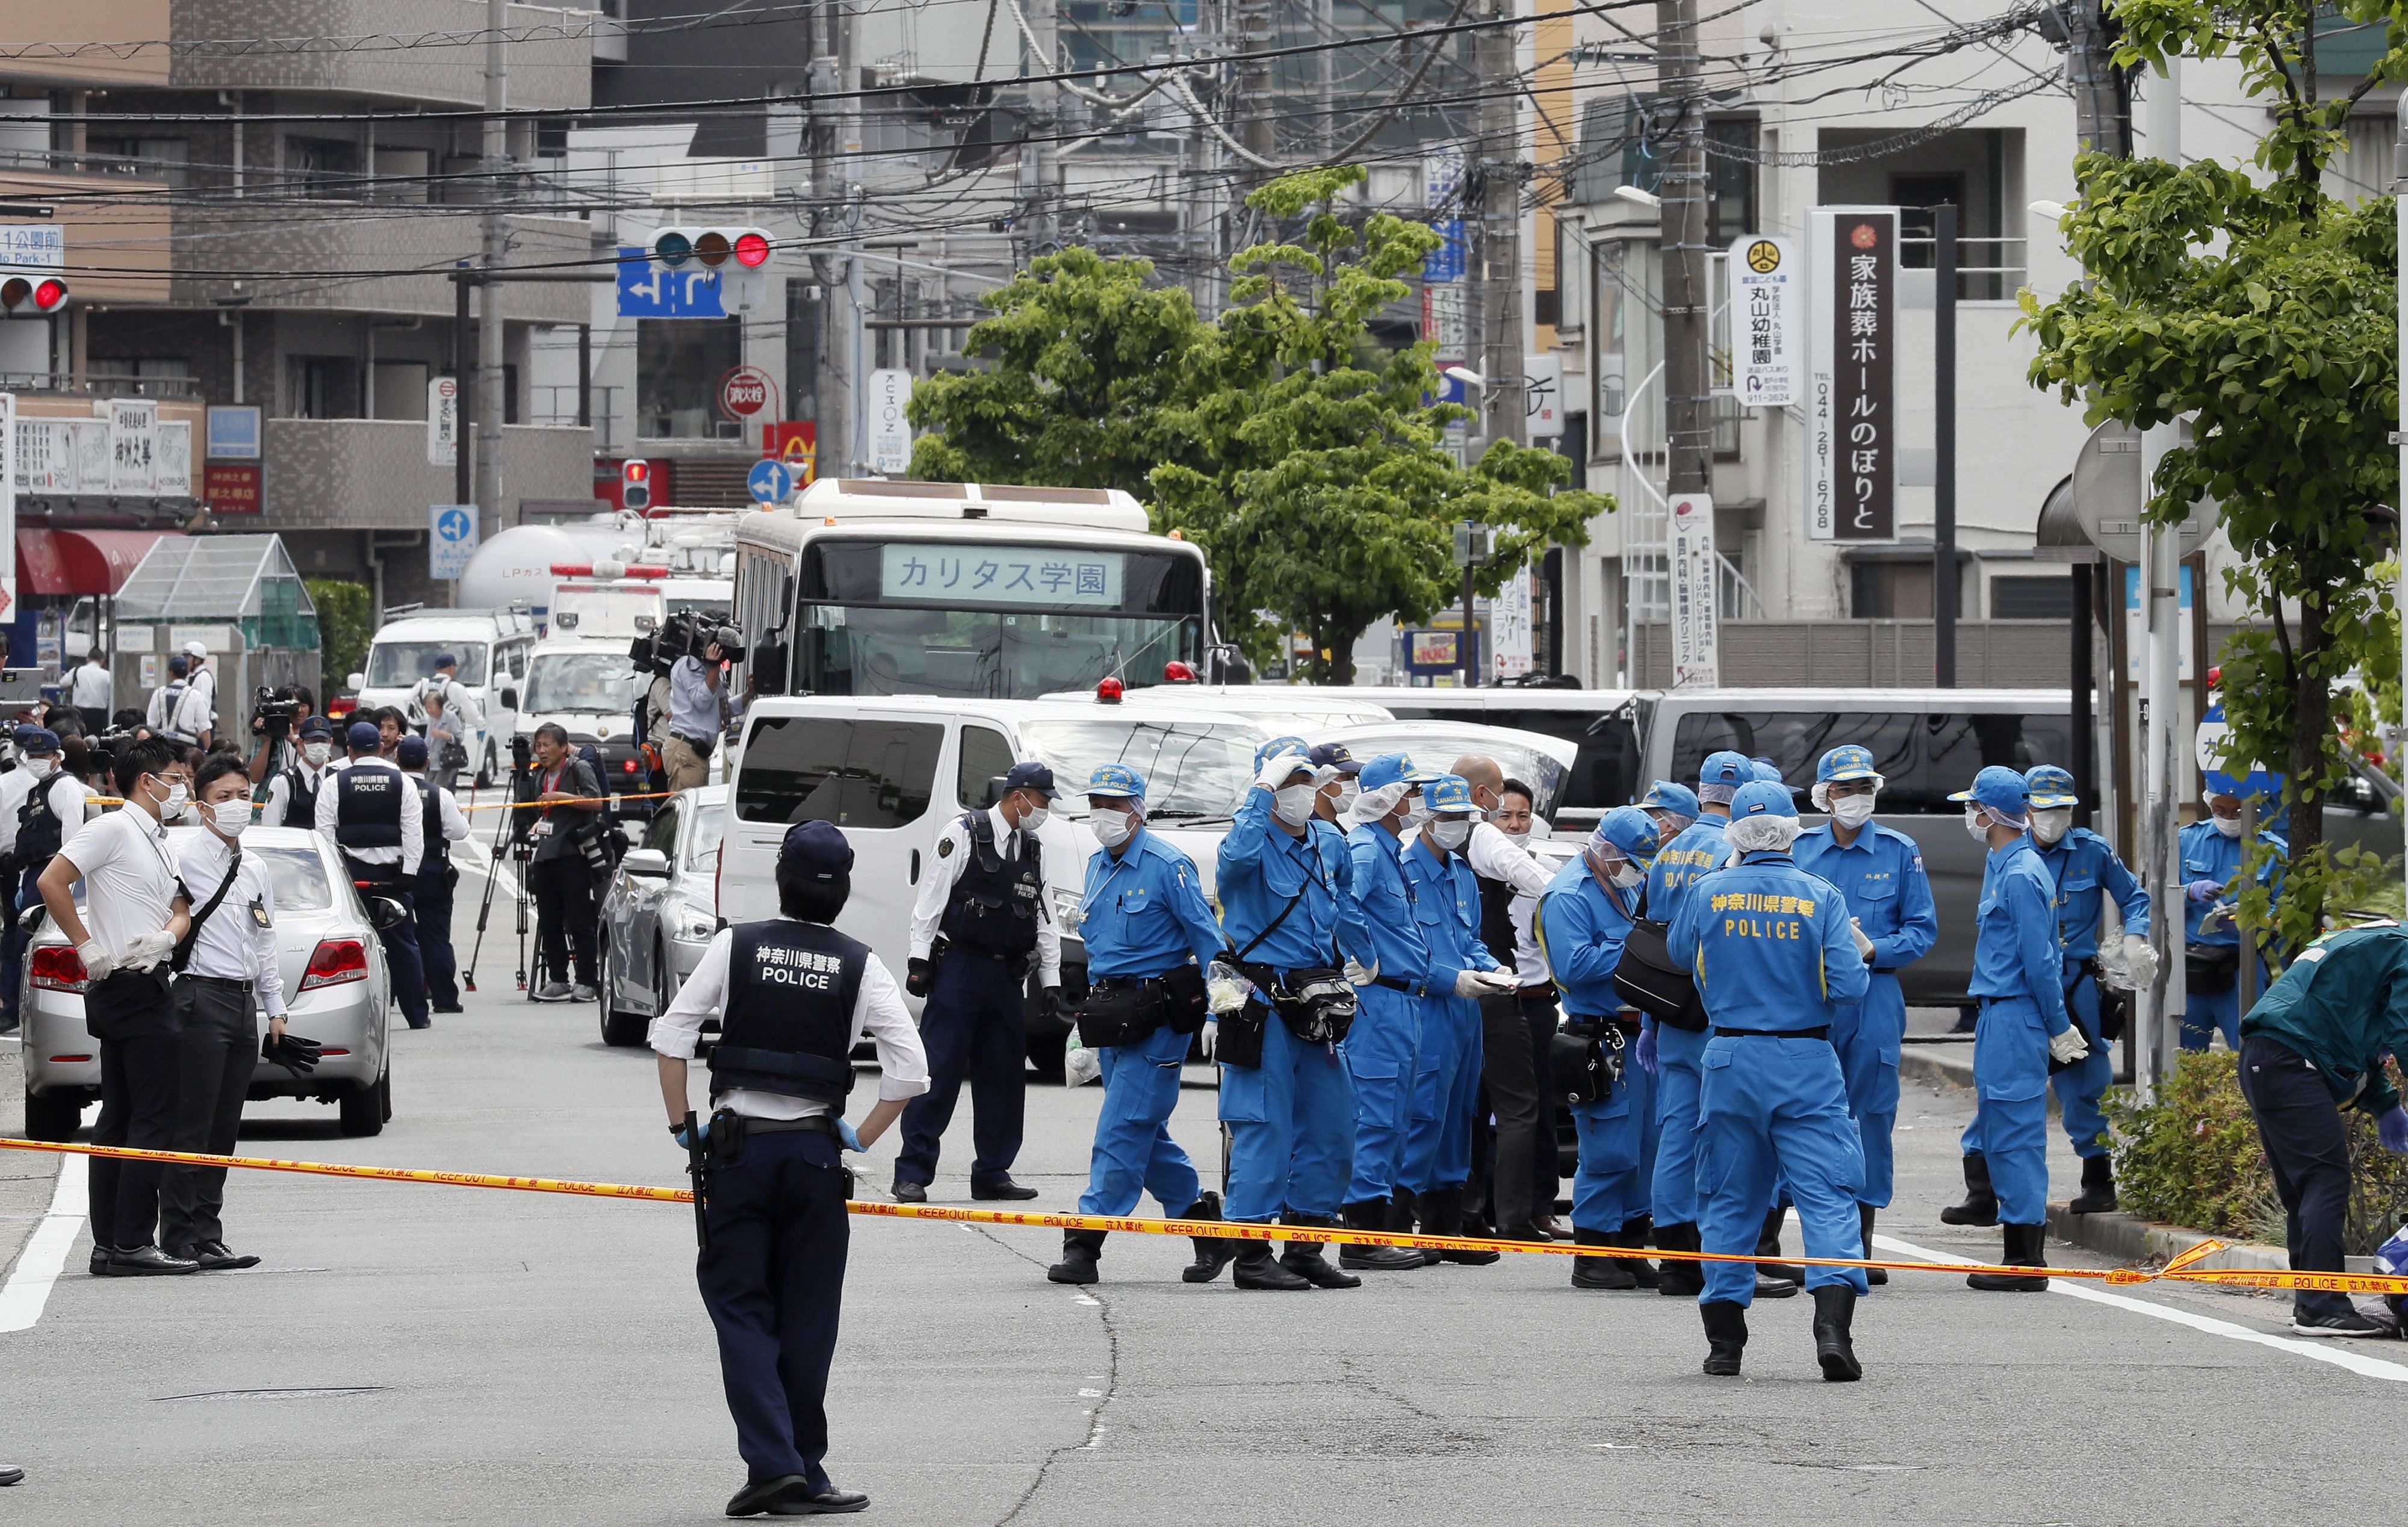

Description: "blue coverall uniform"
1400 833 1498 1196
1644 814 1728 1230
1341 821 1436 1207
1967 835 2074 1226
1792 823 1936 1207
1218 787 1371 1224
2034 827 2148 1156
1538 858 1656 1235
2178 818 2283 1052
1072 830 1226 1219
1665 851 1870 1306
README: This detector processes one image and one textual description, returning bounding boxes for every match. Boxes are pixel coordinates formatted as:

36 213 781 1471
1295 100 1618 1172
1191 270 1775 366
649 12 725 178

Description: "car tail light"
49 1053 92 1063
622 757 639 773
300 938 369 992
29 944 87 993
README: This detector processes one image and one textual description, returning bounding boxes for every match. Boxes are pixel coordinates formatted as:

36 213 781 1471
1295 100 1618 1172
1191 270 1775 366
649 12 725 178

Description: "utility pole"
1933 202 1958 687
808 1 848 486
475 0 509 541
1656 0 1709 501
2136 58 2185 1101
1476 0 1525 456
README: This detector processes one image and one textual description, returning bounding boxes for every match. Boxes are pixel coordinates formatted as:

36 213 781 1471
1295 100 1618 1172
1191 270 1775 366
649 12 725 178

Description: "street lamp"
1613 185 1662 209
1442 365 1485 389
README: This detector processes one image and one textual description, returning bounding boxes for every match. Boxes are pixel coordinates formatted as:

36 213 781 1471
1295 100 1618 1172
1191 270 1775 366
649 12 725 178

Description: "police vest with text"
939 811 1043 961
16 781 63 882
707 920 864 1104
334 766 404 878
283 764 321 828
416 778 449 869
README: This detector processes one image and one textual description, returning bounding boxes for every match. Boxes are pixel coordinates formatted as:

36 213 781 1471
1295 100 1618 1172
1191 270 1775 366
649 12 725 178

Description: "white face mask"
2031 807 2073 846
2211 812 2243 839
1963 806 1991 843
1503 828 1531 848
303 742 330 766
209 798 250 836
1273 784 1318 827
1830 794 1877 831
1092 807 1137 849
23 757 55 781
1401 794 1432 827
1429 818 1472 852
1333 780 1360 815
154 778 189 818
1609 861 1646 888
1019 802 1051 831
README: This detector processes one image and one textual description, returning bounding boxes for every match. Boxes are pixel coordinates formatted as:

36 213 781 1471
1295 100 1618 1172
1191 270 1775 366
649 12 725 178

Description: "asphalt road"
2 974 2401 1526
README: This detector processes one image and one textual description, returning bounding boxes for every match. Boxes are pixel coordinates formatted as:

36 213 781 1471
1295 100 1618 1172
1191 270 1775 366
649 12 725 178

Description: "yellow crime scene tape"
3 1137 2404 1296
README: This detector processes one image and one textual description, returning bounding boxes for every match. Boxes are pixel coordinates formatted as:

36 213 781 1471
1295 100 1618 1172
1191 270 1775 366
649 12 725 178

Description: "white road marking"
0 1148 87 1334
1872 1229 2408 1384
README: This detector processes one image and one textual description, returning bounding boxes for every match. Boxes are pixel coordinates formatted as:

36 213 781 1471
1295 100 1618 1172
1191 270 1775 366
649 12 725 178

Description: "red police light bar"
1096 677 1124 704
1163 660 1196 683
734 231 771 267
550 563 672 579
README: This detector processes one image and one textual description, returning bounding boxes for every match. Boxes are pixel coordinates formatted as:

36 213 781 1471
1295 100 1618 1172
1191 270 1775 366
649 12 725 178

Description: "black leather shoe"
192 1241 261 1271
104 1244 200 1277
727 1473 811 1517
88 1245 111 1277
770 1487 870 1516
890 1178 928 1204
971 1177 1039 1201
1047 1229 1104 1285
1232 1242 1313 1290
0 1463 22 1486
1336 1198 1424 1271
432 1003 465 1014
1179 1193 1238 1284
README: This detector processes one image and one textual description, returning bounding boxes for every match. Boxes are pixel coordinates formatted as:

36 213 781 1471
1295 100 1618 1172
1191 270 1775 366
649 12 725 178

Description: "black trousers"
85 970 180 1253
893 950 1026 1189
530 855 600 987
417 865 459 1008
2238 1034 2354 1322
1473 987 1562 1232
159 980 258 1254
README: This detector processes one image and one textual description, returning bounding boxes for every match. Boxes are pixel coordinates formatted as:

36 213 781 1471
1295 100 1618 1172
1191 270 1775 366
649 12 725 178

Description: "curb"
1899 1045 2064 1119
2046 1202 2377 1276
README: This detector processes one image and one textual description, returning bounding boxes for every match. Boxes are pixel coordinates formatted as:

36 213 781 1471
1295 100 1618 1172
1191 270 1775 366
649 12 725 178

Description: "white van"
352 608 538 786
515 633 651 804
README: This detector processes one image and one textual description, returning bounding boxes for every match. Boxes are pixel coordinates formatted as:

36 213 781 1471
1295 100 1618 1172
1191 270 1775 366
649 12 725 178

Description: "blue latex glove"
671 1118 709 1151
837 1118 864 1153
2379 1106 2408 1156
1635 1026 1659 1076
2185 879 2224 903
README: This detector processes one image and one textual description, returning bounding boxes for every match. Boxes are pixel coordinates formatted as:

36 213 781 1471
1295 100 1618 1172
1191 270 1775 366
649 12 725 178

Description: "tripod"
464 761 537 994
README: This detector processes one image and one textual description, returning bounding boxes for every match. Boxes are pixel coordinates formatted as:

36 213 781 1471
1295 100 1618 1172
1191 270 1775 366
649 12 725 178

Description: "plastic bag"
1063 1030 1102 1088
1206 958 1254 1016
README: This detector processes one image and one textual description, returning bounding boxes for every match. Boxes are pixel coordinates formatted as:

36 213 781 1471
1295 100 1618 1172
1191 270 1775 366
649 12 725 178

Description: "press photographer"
520 722 606 1003
633 611 743 794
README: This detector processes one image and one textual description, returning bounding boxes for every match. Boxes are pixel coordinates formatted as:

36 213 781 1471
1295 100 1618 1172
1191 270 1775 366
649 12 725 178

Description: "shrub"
306 577 373 690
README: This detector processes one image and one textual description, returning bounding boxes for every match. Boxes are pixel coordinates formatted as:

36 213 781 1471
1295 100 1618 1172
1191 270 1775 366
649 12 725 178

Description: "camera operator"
662 627 731 794
317 720 429 1031
244 684 314 787
521 722 606 1003
68 650 111 736
38 737 196 1275
261 715 334 827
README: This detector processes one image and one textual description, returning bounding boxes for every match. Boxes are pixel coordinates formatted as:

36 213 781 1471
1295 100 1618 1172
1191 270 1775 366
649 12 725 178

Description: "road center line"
0 1148 87 1334
1872 1229 2408 1384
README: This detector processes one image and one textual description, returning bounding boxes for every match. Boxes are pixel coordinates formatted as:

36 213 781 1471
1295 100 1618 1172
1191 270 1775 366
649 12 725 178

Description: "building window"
638 317 743 439
1991 575 2073 619
287 137 361 199
1705 119 1756 246
1852 562 1932 619
282 356 359 420
1819 128 2025 299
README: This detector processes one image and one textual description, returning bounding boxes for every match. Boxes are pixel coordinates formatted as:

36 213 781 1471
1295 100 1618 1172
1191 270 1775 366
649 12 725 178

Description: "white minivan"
351 609 538 787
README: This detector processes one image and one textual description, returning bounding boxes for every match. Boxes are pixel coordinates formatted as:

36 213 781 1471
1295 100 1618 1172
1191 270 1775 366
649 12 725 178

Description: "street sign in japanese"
1668 492 1720 689
427 376 458 466
868 368 912 474
747 457 793 504
1807 208 1896 542
1732 234 1801 407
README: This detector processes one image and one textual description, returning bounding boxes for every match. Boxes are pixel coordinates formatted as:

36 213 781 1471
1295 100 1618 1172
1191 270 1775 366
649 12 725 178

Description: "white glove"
1344 956 1379 988
1206 964 1252 1015
1849 917 1876 961
2122 932 2159 990
1453 968 1514 999
2048 1025 2090 1065
121 928 177 973
1198 1018 1218 1061
76 938 116 982
1254 750 1309 791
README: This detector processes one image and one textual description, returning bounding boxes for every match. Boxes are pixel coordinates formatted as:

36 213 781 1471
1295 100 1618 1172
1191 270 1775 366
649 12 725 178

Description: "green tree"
307 576 373 690
2020 0 2408 944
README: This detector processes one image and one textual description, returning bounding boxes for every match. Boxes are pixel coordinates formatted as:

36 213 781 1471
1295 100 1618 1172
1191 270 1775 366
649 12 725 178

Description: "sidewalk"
0 1036 61 1281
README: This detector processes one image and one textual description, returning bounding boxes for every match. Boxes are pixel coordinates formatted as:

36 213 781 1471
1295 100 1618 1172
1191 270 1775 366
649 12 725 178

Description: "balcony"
258 418 592 531
165 1 591 111
169 207 596 321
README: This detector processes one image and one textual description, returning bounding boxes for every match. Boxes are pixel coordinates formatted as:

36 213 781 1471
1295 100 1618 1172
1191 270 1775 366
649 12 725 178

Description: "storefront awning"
16 529 182 597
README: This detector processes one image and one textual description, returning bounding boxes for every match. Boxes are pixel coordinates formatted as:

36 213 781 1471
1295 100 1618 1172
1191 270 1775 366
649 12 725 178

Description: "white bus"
732 479 1221 701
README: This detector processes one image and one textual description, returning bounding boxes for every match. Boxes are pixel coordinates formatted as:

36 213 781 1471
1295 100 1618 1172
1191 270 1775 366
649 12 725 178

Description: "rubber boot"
1940 1152 2000 1227
1393 1188 1440 1266
1047 1229 1105 1286
1179 1192 1240 1284
2067 1153 2117 1215
1966 1221 2050 1292
1860 1203 1887 1287
1572 1226 1639 1289
1812 1285 1863 1382
1700 1299 1748 1377
1277 1213 1361 1289
1621 1221 1663 1289
1232 1239 1314 1290
1424 1186 1500 1266
1338 1198 1424 1271
1655 1222 1705 1298
1755 1204 1805 1284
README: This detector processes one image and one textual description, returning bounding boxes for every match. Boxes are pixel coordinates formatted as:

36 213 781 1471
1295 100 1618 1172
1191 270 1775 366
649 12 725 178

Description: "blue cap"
2025 764 2079 808
1307 742 1362 776
168 655 189 678
1731 779 1799 819
1358 752 1440 792
1817 745 1880 784
434 652 459 671
1426 775 1481 816
1949 764 2032 821
1002 761 1057 799
14 725 58 754
299 715 334 740
1750 759 1784 784
1254 736 1310 772
1639 779 1699 819
346 720 381 751
1591 804 1660 860
396 736 429 767
1698 751 1751 788
779 820 854 881
1086 763 1147 800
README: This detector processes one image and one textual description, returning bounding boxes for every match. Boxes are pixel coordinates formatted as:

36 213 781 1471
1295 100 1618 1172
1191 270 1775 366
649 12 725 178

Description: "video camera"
252 684 304 738
631 609 745 677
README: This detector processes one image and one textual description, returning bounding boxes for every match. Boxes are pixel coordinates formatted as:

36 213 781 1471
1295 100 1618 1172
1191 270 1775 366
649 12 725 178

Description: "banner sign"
1808 208 1897 542
1732 234 1801 407
1668 493 1720 689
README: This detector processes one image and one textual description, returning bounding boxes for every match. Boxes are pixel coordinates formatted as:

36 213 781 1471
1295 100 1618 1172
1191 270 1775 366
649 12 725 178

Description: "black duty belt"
733 1115 839 1138
671 733 717 751
179 973 254 993
1713 1025 1831 1040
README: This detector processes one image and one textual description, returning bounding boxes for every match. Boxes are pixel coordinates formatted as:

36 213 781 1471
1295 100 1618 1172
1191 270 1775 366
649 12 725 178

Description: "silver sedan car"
19 825 398 1141
598 785 722 1047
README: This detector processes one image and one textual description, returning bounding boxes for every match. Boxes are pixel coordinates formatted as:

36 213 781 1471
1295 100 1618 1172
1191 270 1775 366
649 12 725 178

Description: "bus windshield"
1017 718 1268 823
795 537 1206 699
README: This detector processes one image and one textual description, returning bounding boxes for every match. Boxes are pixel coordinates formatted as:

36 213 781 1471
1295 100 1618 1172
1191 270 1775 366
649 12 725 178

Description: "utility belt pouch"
1219 988 1271 1068
1273 966 1358 1045
1612 917 1708 1032
2096 981 2130 1043
1160 962 1211 1035
2185 944 2240 996
1074 978 1165 1049
707 1106 747 1166
1550 1018 1622 1106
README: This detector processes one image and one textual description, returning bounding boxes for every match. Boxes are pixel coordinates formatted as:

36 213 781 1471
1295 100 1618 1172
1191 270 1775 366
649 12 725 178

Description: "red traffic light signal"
621 457 652 512
733 231 771 268
0 274 66 314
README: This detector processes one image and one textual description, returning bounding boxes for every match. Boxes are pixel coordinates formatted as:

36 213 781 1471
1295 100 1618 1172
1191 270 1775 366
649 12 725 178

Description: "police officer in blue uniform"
1046 764 1234 1287
1666 781 1872 1380
1792 745 1936 1281
1538 807 1660 1288
1399 775 1518 1260
2179 785 2283 1052
1639 780 1699 847
1217 741 1394 1284
1337 752 1444 1266
895 761 1061 1203
651 820 929 1518
1950 765 2089 1291
318 719 427 1030
2025 764 2155 1214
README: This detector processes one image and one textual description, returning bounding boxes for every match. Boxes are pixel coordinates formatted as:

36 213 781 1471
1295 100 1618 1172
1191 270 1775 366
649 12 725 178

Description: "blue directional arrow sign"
430 503 479 580
748 457 793 504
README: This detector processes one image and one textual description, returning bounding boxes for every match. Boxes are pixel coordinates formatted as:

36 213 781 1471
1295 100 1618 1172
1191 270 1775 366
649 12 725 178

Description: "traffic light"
621 457 652 512
646 226 774 313
0 273 67 316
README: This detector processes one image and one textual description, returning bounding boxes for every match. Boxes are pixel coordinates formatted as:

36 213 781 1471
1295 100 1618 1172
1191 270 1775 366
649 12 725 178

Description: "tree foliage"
907 164 1610 678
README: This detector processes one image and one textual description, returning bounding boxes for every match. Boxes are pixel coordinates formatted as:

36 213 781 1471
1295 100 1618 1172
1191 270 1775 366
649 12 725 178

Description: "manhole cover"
156 1387 385 1402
